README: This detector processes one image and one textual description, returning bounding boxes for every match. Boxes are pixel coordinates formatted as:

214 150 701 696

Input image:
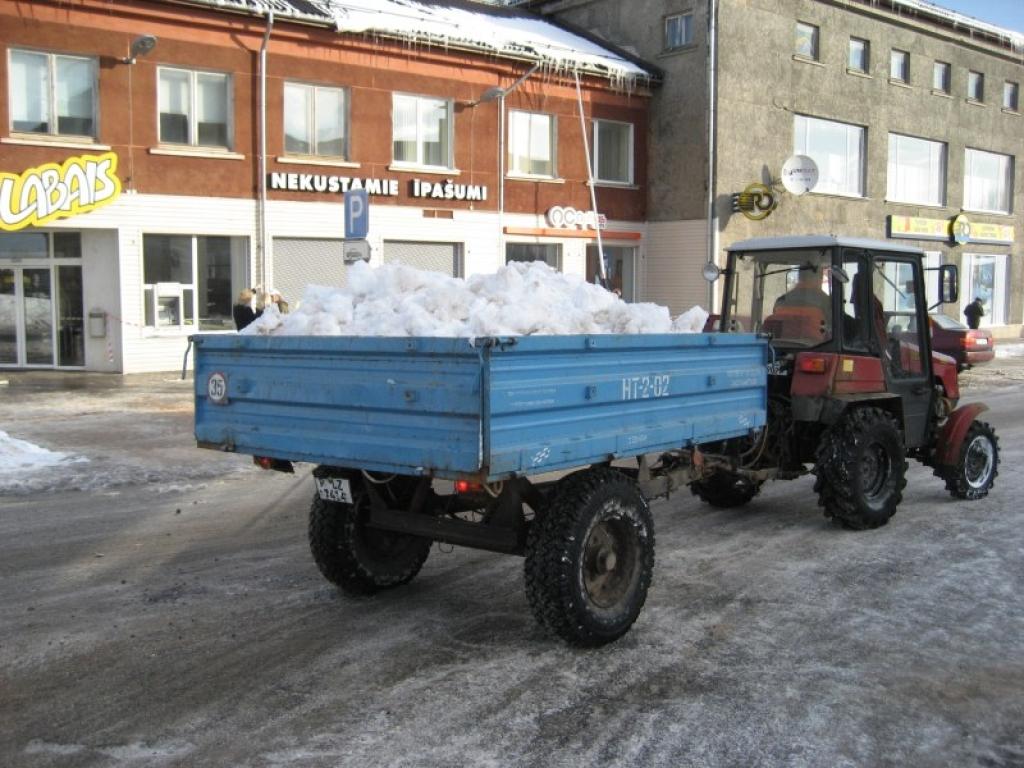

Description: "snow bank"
242 260 708 338
0 430 86 474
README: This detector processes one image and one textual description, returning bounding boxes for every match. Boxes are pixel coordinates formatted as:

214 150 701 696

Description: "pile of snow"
0 430 86 475
242 260 709 338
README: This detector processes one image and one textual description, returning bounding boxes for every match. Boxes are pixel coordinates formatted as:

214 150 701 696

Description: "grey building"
528 0 1024 337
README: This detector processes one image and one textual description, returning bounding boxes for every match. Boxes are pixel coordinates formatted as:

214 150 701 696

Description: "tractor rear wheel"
309 493 431 595
690 471 763 508
942 420 999 500
813 407 907 530
524 467 654 647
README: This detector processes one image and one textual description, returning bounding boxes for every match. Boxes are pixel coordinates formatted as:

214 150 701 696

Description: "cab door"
869 252 933 447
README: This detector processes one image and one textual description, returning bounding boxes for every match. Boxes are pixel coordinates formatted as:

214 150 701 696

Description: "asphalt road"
1 363 1023 767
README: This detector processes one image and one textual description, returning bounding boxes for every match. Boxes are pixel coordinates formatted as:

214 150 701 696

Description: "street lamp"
122 34 157 65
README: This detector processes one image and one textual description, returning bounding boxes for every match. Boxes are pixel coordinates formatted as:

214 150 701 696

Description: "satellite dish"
781 155 819 196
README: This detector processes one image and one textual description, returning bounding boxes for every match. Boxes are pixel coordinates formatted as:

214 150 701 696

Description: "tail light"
455 480 482 493
798 355 828 374
962 332 989 349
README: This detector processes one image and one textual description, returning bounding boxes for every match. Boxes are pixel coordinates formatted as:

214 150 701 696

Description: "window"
963 148 1013 214
795 22 819 60
665 13 694 50
392 94 452 169
968 70 984 102
793 114 865 197
848 38 869 72
143 234 246 330
508 111 556 177
283 82 348 157
8 49 97 137
933 61 951 94
593 119 634 184
158 67 231 148
506 243 562 270
586 245 636 301
890 49 909 83
887 133 946 206
1004 81 1019 111
963 253 1009 326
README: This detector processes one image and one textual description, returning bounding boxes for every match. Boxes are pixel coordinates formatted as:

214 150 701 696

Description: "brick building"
0 0 654 372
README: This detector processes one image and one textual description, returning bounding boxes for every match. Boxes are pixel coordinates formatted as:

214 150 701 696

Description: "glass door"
0 269 16 364
22 268 54 366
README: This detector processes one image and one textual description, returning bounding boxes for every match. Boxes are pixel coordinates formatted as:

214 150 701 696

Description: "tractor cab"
706 236 959 450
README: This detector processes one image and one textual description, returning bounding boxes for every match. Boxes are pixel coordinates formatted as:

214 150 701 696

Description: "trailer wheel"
813 407 907 530
308 494 430 596
690 472 763 508
942 420 999 500
524 467 654 647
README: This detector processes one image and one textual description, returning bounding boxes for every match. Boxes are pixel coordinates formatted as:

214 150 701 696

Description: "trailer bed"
193 333 768 481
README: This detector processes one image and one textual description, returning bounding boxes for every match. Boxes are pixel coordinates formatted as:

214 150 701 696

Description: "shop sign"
731 183 777 221
545 205 606 230
888 214 1014 245
269 173 399 196
411 179 488 201
0 152 121 232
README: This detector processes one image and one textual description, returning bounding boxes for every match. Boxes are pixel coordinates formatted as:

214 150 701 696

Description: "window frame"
391 92 455 171
793 114 866 199
664 12 695 51
886 132 947 207
592 118 635 186
890 49 910 83
1003 81 1019 112
7 47 99 139
848 37 869 73
932 61 951 94
282 80 350 159
142 234 242 332
962 147 1014 215
507 109 557 179
967 70 985 102
156 65 234 149
795 21 820 61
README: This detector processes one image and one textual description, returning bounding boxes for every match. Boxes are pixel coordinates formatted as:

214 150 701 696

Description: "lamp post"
474 63 541 266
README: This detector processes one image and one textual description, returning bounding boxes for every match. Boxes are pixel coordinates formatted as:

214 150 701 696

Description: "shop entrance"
0 233 84 368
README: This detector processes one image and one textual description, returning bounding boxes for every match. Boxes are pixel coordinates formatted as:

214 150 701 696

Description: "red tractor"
697 235 998 528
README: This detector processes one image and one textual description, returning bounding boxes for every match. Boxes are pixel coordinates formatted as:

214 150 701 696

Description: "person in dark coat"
964 297 985 329
233 288 261 330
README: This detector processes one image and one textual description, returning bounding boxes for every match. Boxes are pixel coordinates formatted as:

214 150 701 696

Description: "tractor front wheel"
941 420 999 500
813 407 908 530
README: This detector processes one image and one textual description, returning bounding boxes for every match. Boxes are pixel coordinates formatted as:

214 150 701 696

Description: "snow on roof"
175 0 653 85
886 0 1024 51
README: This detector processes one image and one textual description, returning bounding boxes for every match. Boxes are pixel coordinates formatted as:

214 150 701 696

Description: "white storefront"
1 189 646 373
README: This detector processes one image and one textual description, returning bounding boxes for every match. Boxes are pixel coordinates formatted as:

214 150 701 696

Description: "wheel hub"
861 442 890 498
964 434 995 489
582 513 638 610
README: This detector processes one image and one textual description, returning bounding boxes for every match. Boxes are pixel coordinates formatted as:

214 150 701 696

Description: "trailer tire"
813 406 907 530
524 468 654 647
308 494 430 596
690 472 763 508
941 420 999 500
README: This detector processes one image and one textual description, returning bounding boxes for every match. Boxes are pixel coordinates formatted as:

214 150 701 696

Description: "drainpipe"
706 0 719 311
258 10 274 290
574 71 606 283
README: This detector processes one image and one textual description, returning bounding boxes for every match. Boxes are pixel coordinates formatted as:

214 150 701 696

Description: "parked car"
929 313 995 369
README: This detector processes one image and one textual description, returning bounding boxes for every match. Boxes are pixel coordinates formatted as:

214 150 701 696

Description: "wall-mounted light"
122 34 157 65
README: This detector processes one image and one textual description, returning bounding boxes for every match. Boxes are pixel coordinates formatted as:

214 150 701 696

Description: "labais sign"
730 183 777 221
0 152 122 232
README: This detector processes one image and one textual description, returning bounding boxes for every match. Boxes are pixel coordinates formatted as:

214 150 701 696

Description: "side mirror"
702 262 721 283
939 264 959 304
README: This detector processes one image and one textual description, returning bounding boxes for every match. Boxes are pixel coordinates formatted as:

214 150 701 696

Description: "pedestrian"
267 288 290 314
232 288 261 331
964 297 984 329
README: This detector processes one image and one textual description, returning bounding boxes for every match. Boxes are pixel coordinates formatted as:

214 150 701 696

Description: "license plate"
974 338 988 346
316 477 353 504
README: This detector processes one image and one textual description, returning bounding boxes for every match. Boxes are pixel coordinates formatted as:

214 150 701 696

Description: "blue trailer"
193 332 769 646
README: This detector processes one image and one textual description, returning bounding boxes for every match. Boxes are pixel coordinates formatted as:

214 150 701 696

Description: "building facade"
0 0 653 372
533 0 1024 337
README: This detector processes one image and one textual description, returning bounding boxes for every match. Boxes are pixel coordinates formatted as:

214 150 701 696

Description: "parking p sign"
344 189 369 239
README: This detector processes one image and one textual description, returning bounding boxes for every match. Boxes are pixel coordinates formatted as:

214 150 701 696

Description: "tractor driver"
774 263 832 318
